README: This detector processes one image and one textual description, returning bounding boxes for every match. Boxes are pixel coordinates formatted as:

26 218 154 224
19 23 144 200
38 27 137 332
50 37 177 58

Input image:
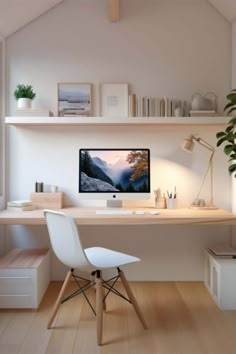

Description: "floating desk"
1 207 235 283
0 207 235 226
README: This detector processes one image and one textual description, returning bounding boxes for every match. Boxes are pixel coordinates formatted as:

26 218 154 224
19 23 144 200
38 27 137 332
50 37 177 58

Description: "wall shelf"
5 116 229 126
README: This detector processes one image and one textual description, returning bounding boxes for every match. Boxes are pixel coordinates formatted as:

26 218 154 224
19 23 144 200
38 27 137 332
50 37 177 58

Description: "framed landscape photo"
57 83 92 117
100 83 128 117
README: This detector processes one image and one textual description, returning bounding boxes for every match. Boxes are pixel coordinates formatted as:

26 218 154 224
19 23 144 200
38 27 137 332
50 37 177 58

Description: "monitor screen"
79 149 150 193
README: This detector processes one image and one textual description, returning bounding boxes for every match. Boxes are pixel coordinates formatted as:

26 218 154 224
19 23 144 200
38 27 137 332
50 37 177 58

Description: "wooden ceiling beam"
108 0 120 23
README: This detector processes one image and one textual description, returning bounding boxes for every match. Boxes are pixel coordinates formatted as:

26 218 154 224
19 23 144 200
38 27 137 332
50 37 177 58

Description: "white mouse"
149 210 159 215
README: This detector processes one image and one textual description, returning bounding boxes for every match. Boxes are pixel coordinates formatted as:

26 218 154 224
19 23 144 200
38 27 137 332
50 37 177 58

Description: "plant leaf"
224 144 235 155
216 132 226 138
228 164 236 175
229 117 236 125
226 94 236 102
216 136 227 147
226 132 235 143
224 102 236 111
229 153 236 160
227 107 236 115
225 125 234 133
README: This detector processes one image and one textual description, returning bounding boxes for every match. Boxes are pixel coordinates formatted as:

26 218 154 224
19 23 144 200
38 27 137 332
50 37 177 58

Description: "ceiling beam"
108 0 120 23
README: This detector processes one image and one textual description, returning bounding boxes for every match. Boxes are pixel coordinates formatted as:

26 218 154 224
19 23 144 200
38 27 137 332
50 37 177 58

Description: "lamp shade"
182 135 195 153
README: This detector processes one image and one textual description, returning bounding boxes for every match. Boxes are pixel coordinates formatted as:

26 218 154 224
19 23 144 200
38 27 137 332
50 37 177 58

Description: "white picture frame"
100 83 129 117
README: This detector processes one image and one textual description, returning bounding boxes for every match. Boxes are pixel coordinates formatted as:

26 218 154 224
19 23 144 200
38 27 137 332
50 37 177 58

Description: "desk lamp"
182 134 217 210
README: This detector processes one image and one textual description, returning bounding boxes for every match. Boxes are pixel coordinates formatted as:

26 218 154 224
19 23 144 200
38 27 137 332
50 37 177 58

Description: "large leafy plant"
216 89 236 177
14 84 36 100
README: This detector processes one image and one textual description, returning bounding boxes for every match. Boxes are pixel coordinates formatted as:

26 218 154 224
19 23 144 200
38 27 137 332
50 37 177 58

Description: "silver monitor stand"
106 200 123 208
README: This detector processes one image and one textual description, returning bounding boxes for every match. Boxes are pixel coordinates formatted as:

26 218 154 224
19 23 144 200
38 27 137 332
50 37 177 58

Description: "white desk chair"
44 209 147 345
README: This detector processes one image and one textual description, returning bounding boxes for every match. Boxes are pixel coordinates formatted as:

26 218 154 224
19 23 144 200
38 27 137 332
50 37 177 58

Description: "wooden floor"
1 281 236 354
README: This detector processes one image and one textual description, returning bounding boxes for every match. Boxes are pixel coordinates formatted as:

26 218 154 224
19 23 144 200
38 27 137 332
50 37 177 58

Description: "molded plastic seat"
84 247 140 269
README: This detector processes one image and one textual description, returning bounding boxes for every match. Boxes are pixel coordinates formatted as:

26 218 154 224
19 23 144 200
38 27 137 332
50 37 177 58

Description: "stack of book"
7 200 36 211
128 94 188 117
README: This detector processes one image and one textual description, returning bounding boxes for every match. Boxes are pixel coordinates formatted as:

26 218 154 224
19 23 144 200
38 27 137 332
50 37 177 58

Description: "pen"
169 193 172 198
174 186 177 199
167 190 170 198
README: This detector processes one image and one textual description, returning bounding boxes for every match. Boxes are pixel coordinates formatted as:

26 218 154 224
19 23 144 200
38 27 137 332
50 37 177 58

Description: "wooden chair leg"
96 271 103 346
119 269 148 329
91 271 96 292
47 269 72 329
100 270 106 311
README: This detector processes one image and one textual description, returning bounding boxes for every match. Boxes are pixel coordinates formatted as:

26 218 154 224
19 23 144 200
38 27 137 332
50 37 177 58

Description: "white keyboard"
96 209 133 215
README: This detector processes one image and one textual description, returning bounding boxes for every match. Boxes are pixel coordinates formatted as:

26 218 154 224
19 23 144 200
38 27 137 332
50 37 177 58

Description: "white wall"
5 0 233 280
0 40 3 198
233 20 236 87
231 20 236 246
0 40 6 256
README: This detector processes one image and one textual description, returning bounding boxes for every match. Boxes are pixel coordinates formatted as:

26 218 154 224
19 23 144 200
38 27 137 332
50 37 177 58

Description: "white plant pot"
18 98 32 109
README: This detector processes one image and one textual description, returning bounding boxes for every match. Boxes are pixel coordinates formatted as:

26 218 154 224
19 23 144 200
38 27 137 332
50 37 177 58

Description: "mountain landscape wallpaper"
79 150 150 193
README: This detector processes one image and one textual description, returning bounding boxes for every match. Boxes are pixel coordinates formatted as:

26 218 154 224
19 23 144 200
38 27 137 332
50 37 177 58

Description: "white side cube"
204 249 236 310
0 248 50 308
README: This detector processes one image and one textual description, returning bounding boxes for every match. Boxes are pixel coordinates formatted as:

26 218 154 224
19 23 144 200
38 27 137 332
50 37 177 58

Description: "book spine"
160 98 165 117
128 94 136 117
164 97 168 117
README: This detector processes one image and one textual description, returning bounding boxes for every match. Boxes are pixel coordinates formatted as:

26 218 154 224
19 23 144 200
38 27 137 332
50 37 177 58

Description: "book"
7 205 36 211
63 114 87 117
160 98 165 117
15 109 53 117
164 97 168 117
128 94 136 117
190 110 217 117
7 200 32 207
209 245 236 256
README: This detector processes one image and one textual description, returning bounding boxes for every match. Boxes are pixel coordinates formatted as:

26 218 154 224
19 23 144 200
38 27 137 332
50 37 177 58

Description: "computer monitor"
79 149 150 207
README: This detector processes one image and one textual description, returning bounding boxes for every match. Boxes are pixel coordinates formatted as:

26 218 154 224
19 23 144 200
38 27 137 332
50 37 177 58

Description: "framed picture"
57 83 92 117
100 83 128 117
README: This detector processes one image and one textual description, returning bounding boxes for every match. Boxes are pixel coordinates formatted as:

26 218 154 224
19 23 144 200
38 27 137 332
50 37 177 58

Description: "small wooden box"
0 248 50 308
31 192 63 209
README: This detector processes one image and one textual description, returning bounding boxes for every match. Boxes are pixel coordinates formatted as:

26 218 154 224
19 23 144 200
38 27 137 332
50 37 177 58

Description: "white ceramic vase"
18 98 32 109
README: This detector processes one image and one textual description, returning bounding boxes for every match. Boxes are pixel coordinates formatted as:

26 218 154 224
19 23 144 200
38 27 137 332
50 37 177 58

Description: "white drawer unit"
0 248 50 308
204 249 236 310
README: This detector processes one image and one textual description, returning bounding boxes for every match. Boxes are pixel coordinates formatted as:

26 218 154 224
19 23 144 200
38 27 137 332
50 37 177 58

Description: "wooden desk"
0 207 235 226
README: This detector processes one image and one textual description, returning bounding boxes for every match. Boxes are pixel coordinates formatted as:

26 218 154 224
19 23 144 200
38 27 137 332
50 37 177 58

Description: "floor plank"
72 288 100 354
45 282 83 354
0 309 35 354
101 282 130 354
176 282 236 354
18 282 59 354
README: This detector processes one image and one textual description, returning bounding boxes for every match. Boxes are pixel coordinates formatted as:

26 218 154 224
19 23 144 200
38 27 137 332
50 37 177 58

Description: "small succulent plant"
14 84 36 100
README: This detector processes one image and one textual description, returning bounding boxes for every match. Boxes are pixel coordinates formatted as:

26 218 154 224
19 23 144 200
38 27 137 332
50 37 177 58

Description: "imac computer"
79 149 150 208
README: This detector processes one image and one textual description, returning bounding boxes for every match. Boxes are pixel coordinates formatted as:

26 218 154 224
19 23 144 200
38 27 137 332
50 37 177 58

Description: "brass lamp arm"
192 135 215 153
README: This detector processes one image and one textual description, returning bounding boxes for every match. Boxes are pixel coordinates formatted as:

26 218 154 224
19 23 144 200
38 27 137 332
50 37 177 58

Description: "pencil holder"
155 197 166 209
166 198 178 209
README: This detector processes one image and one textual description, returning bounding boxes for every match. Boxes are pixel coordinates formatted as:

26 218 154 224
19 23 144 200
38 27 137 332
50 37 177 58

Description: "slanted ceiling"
208 0 236 22
0 0 235 39
0 0 63 38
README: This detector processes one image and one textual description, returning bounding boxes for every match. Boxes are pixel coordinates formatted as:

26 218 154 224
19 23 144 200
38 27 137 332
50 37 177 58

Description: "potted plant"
216 90 236 177
14 84 36 109
216 90 236 213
